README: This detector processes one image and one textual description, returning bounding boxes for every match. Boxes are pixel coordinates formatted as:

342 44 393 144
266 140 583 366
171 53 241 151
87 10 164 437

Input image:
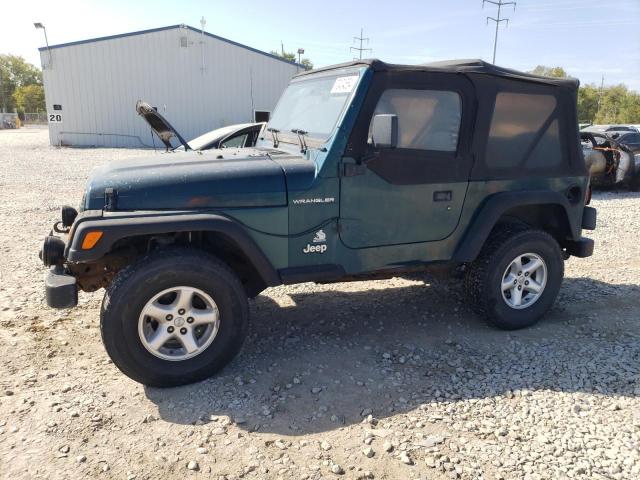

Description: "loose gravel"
0 126 639 480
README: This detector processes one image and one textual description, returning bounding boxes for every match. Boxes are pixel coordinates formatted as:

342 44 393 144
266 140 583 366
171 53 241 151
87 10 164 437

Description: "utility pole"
200 16 206 74
482 0 516 64
595 75 605 122
350 28 371 60
0 68 4 113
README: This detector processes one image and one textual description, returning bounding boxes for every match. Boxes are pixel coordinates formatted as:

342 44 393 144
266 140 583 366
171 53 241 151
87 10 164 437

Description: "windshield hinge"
341 163 366 177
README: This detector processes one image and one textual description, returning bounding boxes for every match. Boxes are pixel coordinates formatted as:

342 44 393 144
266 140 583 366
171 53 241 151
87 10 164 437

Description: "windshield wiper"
291 128 308 154
267 127 280 148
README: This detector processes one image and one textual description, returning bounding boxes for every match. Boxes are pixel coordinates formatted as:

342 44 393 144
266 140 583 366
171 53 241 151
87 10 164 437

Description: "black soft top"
296 58 579 90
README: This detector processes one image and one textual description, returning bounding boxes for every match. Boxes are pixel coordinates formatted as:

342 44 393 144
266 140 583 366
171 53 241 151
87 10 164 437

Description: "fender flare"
452 190 580 262
66 212 281 286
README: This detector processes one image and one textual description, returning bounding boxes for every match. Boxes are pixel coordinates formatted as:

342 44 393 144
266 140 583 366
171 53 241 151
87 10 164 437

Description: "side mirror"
371 114 398 149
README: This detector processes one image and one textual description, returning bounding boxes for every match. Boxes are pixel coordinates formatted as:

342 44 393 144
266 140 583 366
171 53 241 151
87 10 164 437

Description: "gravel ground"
0 126 639 480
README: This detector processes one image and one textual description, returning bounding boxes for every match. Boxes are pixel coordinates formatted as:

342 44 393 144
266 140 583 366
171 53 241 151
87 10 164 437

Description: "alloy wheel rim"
138 286 220 361
500 253 548 310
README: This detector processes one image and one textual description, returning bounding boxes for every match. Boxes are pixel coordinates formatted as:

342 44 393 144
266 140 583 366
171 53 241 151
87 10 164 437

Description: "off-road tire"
100 248 249 387
464 226 564 330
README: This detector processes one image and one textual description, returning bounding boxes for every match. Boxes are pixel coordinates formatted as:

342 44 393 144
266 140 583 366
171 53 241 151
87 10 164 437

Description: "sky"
2 0 640 90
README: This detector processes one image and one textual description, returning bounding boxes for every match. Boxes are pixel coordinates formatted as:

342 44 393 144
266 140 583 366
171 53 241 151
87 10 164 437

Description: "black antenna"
483 0 516 64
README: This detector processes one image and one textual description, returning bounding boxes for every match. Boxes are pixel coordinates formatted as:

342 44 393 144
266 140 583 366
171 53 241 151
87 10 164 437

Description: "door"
339 72 475 248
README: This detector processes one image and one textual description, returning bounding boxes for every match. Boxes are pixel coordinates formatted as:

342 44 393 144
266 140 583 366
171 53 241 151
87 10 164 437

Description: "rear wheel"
101 248 248 387
465 227 564 330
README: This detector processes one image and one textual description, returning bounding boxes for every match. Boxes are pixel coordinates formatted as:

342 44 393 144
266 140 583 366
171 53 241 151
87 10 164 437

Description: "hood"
136 100 191 151
85 148 315 211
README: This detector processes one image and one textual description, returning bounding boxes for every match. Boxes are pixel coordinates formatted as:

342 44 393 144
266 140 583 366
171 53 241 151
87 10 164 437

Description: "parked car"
607 130 640 153
41 59 595 387
0 112 18 129
135 100 264 151
581 131 639 190
605 125 638 133
581 124 638 134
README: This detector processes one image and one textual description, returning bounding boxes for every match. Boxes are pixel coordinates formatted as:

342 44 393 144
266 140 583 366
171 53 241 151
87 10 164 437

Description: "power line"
350 28 372 60
483 0 516 64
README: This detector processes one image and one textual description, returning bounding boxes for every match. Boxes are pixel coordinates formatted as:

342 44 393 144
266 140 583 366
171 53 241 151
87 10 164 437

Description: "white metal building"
39 25 300 148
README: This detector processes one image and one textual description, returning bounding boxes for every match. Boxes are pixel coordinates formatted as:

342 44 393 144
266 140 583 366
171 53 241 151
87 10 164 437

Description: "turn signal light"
81 231 103 250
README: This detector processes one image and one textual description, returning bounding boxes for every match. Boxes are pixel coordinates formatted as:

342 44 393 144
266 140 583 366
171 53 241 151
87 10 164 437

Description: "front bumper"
40 207 97 308
45 266 78 308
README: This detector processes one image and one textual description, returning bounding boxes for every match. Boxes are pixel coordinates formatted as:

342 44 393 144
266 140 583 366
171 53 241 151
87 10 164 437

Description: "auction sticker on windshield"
331 76 358 94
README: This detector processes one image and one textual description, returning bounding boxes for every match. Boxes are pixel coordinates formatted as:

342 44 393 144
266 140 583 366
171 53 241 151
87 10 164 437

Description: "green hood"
85 148 311 211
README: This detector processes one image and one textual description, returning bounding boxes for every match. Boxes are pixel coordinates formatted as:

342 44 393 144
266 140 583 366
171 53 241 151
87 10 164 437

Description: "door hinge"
341 163 366 177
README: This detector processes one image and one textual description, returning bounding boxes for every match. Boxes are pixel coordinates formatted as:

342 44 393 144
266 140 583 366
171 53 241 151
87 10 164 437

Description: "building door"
254 111 270 122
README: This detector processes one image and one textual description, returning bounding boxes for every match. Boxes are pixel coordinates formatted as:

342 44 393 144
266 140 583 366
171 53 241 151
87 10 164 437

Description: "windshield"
267 71 360 142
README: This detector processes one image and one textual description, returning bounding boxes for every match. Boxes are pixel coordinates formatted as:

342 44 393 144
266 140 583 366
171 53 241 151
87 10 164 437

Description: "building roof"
297 58 579 89
38 24 301 68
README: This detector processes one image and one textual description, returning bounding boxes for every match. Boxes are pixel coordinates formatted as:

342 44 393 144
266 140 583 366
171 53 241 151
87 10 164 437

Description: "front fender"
66 211 281 287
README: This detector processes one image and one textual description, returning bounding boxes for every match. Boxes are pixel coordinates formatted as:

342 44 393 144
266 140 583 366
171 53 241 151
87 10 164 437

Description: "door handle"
433 191 452 202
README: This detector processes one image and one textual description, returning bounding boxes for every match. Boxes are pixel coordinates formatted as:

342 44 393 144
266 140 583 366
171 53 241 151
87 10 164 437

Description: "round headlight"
61 205 78 227
40 236 66 266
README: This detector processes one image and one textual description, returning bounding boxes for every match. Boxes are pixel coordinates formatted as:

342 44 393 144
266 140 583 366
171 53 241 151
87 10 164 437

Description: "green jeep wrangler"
41 59 596 387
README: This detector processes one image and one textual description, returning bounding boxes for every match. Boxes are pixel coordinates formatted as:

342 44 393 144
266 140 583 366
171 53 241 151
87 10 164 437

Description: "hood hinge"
104 188 118 211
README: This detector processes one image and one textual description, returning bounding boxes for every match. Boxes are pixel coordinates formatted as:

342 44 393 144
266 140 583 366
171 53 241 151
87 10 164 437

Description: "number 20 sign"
48 113 63 123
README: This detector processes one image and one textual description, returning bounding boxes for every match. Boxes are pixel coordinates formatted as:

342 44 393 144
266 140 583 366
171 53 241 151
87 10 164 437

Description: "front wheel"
465 227 564 330
101 249 249 387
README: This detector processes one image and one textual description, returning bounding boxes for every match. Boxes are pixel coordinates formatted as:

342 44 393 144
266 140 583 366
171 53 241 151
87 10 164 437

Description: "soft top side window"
368 89 461 152
486 92 560 169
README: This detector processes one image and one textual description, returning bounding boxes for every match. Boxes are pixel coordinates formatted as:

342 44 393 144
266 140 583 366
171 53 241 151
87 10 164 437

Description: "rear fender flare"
453 190 580 262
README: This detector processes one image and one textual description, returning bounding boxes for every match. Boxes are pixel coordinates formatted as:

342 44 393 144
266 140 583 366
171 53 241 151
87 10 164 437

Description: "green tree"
577 85 599 123
0 54 43 112
595 84 638 124
270 50 313 71
530 65 640 124
12 84 45 114
530 65 570 79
